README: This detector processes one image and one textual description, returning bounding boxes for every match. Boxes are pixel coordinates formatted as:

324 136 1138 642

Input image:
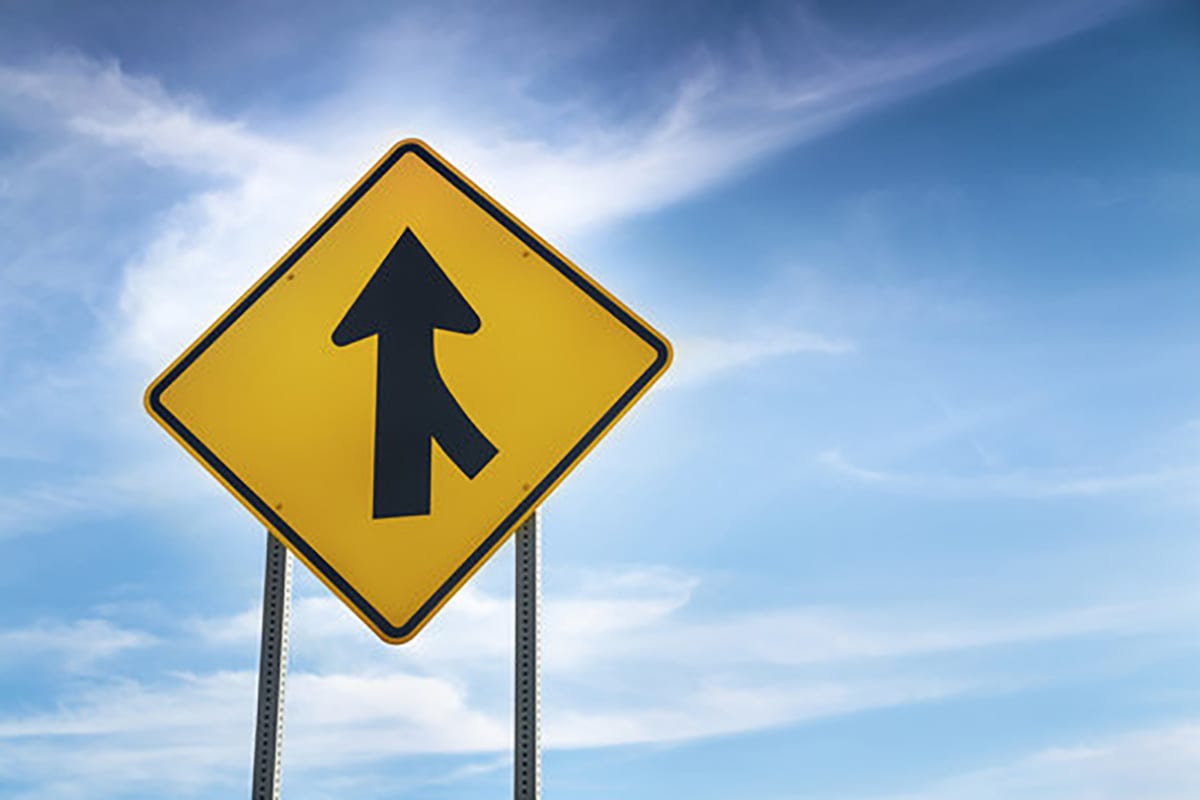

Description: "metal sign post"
139 138 669 800
514 512 541 800
252 532 292 800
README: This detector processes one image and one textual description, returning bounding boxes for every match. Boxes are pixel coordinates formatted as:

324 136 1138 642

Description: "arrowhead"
333 228 480 346
331 227 497 519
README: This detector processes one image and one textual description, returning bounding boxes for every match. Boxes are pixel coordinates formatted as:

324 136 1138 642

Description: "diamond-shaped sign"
145 139 671 643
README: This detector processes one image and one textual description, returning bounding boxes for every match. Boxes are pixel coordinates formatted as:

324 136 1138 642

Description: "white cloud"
881 723 1200 800
0 619 154 671
0 55 277 176
663 329 854 388
2 561 1178 797
0 0 1142 546
549 676 970 749
201 564 1167 678
0 0 1136 372
819 449 1200 498
0 453 223 539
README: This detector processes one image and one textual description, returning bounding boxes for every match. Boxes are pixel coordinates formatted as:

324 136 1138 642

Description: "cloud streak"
0 562 1185 797
0 0 1138 371
879 723 1200 800
664 329 854 388
819 449 1200 499
0 619 154 671
0 0 1142 545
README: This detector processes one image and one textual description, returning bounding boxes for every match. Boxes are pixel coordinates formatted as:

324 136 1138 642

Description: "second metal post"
514 512 541 800
252 532 292 800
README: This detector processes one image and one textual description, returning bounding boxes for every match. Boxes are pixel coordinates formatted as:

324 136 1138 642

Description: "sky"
1 0 1199 798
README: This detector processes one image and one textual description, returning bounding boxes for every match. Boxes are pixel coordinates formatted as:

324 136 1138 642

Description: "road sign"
145 139 671 643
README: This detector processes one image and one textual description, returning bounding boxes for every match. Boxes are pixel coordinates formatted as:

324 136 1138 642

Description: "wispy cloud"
1 563 1185 797
664 329 854 388
819 449 1200 498
879 723 1200 800
0 55 278 176
0 0 1142 546
0 619 154 671
0 0 1137 371
0 454 222 539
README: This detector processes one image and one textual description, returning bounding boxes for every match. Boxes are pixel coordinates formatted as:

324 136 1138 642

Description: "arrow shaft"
371 333 496 518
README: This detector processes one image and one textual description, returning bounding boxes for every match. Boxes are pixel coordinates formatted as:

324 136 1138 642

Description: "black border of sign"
147 141 670 641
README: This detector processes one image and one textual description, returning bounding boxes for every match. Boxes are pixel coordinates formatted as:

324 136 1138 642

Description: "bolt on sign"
145 140 672 643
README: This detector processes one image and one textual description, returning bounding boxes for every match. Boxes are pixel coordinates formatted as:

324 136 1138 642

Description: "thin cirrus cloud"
0 446 228 540
0 618 154 671
877 724 1200 800
662 330 855 388
818 448 1200 499
0 559 1173 796
0 0 1135 539
0 0 1136 374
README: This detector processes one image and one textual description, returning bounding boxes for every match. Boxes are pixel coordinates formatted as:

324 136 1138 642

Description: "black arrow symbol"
332 228 498 519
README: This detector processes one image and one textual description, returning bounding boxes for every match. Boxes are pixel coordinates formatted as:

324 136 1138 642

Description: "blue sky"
2 0 1199 797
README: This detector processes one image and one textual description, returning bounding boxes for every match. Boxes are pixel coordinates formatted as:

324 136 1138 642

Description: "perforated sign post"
145 140 671 798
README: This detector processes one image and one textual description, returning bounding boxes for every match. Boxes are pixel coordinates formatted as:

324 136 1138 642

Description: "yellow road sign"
145 139 671 643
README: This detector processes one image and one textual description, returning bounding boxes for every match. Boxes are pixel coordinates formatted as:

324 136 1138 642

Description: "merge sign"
145 139 671 643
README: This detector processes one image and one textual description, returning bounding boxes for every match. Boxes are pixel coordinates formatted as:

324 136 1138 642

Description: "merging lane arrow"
332 228 498 519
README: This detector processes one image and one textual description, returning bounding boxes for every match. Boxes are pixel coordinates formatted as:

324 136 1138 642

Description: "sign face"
145 139 671 643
